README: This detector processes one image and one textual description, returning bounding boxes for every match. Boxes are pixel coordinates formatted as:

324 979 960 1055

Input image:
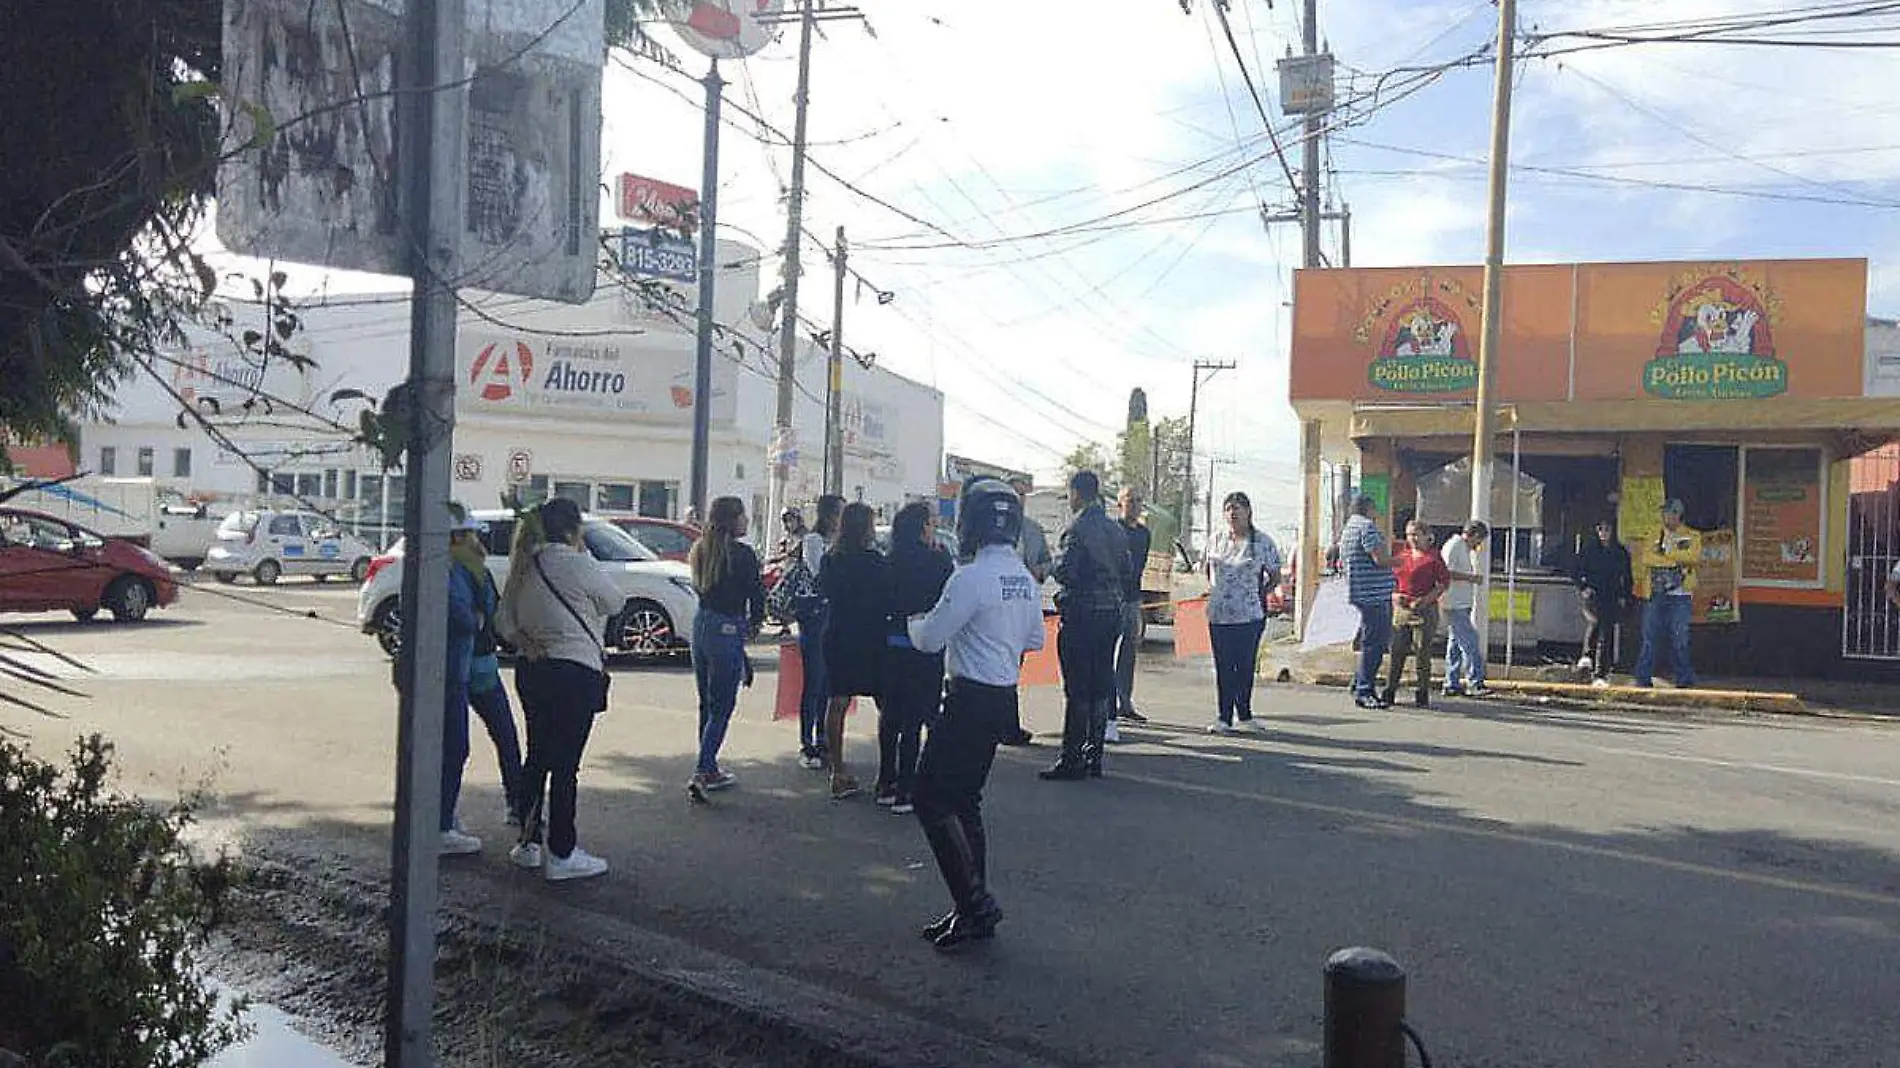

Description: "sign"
617 174 698 231
506 448 533 484
1695 529 1740 624
668 0 784 60
1358 473 1391 523
1277 53 1336 114
218 0 604 303
1643 267 1788 399
1487 587 1534 623
618 227 698 284
1617 476 1666 565
452 453 483 482
459 331 736 426
1742 447 1823 585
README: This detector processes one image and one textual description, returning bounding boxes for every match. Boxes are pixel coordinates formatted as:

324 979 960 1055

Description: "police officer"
1042 470 1129 781
907 478 1048 951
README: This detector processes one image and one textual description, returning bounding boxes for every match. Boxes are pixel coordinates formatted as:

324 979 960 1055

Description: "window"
136 447 155 477
296 473 323 499
638 480 676 519
271 474 295 495
268 515 302 537
257 469 274 493
344 470 358 499
99 447 117 476
595 482 635 513
582 521 656 562
323 469 339 499
632 522 694 557
554 481 591 508
172 447 192 478
524 475 551 506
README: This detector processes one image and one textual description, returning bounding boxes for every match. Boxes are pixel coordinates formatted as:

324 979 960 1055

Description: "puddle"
209 986 359 1068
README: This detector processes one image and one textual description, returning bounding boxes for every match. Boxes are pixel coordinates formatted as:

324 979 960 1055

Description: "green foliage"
0 736 248 1068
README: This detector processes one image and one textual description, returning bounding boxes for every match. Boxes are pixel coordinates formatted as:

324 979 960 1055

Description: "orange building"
1289 257 1900 679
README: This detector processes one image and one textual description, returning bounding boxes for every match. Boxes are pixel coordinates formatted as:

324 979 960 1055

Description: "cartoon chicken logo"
1646 269 1787 400
1365 294 1477 393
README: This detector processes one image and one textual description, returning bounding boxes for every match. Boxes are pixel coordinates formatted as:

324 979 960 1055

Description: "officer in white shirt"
906 478 1047 951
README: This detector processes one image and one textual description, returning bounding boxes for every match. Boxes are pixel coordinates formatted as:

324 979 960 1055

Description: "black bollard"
1324 947 1407 1068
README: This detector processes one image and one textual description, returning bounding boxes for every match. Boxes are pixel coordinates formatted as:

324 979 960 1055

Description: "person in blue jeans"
439 508 486 856
1340 493 1396 708
796 495 845 769
1634 499 1702 688
453 511 525 829
687 496 767 802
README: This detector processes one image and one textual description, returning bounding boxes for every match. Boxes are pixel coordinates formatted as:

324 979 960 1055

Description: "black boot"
920 910 958 942
1039 759 1088 781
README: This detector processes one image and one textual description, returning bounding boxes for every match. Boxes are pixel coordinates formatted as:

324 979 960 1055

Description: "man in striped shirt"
1340 493 1396 708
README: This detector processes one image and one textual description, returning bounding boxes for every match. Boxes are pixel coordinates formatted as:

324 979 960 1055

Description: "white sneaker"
544 846 609 882
1207 722 1239 736
509 842 544 870
1590 677 1611 689
1103 720 1121 744
1576 656 1594 671
439 829 482 856
1235 719 1266 733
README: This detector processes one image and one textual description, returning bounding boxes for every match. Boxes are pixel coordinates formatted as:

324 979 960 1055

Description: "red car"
606 517 701 562
0 508 180 622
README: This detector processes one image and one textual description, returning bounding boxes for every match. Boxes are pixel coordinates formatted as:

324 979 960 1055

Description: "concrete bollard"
1324 947 1407 1068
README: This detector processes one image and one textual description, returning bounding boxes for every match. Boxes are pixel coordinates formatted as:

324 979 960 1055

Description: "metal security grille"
1844 445 1900 660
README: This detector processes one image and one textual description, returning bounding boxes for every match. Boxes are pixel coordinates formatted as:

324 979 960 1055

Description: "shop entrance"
1844 444 1900 660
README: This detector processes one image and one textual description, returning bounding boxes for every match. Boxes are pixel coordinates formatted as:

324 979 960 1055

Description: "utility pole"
1181 359 1235 553
824 225 847 495
1300 0 1323 272
689 61 724 521
1470 0 1517 538
386 0 463 1062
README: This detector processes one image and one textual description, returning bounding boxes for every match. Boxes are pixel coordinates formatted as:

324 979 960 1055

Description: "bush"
0 735 249 1067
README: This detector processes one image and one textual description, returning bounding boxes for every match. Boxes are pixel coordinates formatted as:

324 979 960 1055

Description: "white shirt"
1205 530 1281 626
495 543 625 671
1442 533 1484 611
909 545 1047 687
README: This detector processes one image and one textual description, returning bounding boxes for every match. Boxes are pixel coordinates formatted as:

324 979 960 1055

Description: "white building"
80 241 944 544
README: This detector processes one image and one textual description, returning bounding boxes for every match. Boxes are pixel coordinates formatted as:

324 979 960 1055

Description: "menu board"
1695 529 1740 624
1618 476 1665 565
1742 448 1823 585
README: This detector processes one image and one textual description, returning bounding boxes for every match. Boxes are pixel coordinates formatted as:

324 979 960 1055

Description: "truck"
0 476 226 569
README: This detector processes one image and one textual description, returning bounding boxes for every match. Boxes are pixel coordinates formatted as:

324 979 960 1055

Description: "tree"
1108 415 1194 550
1061 441 1113 484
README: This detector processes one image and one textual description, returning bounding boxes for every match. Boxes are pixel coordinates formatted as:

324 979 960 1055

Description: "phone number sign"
618 227 697 284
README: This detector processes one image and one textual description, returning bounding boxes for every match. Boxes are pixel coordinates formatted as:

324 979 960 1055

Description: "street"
8 580 1900 1068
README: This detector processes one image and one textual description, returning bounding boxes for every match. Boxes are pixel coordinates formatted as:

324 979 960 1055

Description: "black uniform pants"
912 678 1017 911
1057 608 1121 765
514 658 602 859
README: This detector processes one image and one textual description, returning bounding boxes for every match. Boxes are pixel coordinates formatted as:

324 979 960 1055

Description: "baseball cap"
1661 498 1686 516
447 501 482 533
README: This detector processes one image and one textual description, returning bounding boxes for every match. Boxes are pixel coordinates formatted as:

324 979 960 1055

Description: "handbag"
1248 531 1283 613
768 549 822 621
532 551 612 713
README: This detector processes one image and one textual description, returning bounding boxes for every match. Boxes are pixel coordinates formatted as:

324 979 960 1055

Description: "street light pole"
1469 0 1517 533
689 60 724 521
1180 359 1235 553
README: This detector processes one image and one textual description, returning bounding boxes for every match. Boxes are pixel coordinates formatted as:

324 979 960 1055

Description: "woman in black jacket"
876 503 955 814
818 502 889 800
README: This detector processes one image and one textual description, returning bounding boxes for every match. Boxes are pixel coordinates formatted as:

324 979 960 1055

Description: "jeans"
1351 600 1394 698
1635 596 1697 687
1580 590 1618 677
796 605 830 752
515 658 602 859
1443 604 1485 691
1209 618 1266 725
1056 609 1121 766
1114 600 1144 715
692 609 748 776
878 645 942 797
1383 605 1439 704
468 683 525 822
441 684 471 832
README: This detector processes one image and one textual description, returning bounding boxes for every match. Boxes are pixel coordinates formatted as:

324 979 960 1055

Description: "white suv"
206 509 377 585
355 509 698 661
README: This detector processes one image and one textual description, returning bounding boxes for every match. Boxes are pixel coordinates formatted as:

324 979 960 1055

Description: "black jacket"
886 541 955 638
1119 519 1152 599
819 548 890 657
1575 540 1634 602
1054 502 1129 616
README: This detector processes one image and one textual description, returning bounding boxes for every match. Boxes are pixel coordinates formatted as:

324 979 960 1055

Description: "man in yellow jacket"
1634 498 1701 688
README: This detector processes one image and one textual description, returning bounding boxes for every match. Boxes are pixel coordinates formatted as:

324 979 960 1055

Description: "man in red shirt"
1383 520 1452 709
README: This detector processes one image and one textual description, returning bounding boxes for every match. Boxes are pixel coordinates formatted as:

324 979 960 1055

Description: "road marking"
996 752 1900 911
1594 747 1900 790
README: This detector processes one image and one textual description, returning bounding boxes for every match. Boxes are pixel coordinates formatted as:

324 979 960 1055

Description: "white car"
355 509 698 661
205 509 378 585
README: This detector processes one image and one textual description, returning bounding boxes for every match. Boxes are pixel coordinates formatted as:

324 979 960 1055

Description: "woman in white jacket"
497 498 625 882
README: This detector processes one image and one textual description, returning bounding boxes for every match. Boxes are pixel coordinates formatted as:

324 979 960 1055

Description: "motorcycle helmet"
958 477 1023 550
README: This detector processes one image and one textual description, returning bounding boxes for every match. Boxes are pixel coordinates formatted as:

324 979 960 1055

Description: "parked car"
356 510 697 660
205 510 377 585
0 508 179 622
604 516 701 562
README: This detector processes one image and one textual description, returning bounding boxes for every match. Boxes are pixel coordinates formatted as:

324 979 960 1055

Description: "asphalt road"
8 579 1900 1067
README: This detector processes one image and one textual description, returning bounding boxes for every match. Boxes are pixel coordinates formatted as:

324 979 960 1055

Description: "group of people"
1336 493 1705 710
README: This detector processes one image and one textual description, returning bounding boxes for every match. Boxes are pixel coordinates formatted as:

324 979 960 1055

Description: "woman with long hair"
795 494 846 769
876 502 953 814
686 496 765 802
817 501 888 800
1202 491 1282 735
496 497 626 882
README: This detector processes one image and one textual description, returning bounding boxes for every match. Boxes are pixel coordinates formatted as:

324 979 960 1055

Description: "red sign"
469 341 534 403
617 174 698 232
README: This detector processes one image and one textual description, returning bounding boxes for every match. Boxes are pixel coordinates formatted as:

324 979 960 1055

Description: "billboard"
458 331 736 426
1291 259 1868 404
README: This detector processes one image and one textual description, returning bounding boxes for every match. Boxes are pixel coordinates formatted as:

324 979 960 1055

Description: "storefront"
1290 257 1899 680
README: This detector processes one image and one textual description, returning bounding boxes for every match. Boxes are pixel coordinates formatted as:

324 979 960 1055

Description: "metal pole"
1469 0 1517 532
1205 456 1217 541
824 225 846 496
1323 947 1408 1068
1340 204 1352 268
690 60 724 520
1300 0 1322 272
1181 360 1235 555
385 0 463 1061
1506 421 1521 675
768 0 816 526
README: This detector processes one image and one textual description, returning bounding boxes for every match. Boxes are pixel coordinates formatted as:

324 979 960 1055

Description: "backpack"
767 550 821 622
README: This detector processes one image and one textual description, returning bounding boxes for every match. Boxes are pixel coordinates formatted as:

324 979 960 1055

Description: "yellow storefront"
1289 258 1897 679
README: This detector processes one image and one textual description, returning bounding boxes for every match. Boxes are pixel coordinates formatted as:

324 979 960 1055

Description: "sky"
204 0 1900 535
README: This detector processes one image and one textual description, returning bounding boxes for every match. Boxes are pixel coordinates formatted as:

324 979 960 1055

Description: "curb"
1289 669 1857 720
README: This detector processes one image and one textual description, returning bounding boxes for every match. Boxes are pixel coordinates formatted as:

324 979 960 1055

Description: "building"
78 242 944 545
1289 257 1900 679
